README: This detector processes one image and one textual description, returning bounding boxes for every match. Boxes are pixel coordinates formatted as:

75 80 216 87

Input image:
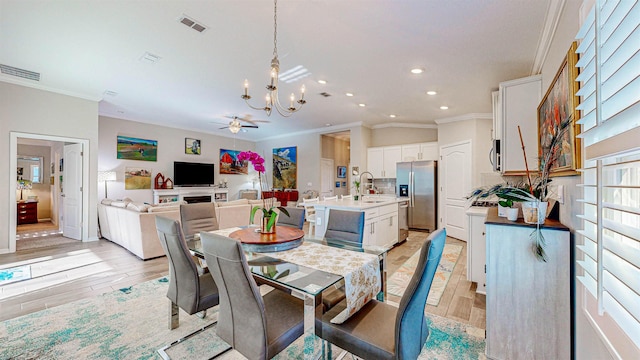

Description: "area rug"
387 243 463 306
0 276 484 359
16 235 79 251
0 265 32 285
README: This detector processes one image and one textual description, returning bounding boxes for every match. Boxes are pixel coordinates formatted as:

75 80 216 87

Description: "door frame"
9 132 90 253
320 158 335 198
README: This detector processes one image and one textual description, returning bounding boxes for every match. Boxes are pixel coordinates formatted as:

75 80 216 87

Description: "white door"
63 143 83 240
320 158 334 199
440 141 472 241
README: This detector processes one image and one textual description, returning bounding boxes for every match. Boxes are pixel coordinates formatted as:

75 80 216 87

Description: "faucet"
359 171 375 196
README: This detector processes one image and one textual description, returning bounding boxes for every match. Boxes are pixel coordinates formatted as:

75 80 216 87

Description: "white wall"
0 81 99 252
370 127 438 147
98 116 255 203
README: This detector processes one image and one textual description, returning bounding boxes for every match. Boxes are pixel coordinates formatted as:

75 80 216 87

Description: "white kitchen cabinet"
367 146 401 178
363 204 398 248
466 207 487 294
498 75 542 175
401 142 438 161
485 208 570 360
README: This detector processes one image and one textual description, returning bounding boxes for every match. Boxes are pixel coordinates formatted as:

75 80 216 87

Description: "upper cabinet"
367 145 401 178
401 142 438 161
498 75 542 175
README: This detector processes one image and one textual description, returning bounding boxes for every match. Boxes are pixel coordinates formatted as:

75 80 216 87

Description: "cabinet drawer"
364 209 379 219
378 203 397 216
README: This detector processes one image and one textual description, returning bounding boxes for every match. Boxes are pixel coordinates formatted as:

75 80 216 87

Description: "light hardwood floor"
1 230 485 330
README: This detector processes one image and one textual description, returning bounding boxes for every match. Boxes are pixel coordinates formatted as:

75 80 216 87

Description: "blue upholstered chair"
323 209 365 245
318 228 447 360
276 206 305 229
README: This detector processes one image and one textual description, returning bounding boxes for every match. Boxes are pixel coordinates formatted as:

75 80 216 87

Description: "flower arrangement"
468 117 573 262
353 180 360 200
237 151 289 233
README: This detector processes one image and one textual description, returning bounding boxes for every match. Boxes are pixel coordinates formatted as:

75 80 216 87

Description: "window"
575 0 640 356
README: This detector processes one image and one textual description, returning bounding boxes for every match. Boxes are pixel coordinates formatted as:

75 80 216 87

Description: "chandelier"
241 0 306 117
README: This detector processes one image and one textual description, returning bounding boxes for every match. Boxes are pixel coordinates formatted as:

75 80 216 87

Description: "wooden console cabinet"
17 202 38 225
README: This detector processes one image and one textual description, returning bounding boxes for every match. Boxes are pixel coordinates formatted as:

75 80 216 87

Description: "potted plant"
498 198 519 221
237 151 289 234
353 180 361 201
468 117 572 261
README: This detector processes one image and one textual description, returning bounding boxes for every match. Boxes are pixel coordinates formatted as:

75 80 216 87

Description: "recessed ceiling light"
345 92 354 97
411 68 424 74
440 106 449 110
318 79 327 84
426 91 437 96
389 114 396 118
358 103 366 107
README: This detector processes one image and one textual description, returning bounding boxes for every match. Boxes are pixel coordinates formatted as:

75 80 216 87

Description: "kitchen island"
313 196 402 248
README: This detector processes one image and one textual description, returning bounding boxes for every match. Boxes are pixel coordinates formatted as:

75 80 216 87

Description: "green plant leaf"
278 206 290 218
266 211 277 230
250 205 260 224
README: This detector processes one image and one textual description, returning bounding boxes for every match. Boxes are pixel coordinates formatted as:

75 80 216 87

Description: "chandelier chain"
273 0 278 58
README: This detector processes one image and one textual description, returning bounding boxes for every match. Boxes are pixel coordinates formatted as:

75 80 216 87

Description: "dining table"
187 226 389 360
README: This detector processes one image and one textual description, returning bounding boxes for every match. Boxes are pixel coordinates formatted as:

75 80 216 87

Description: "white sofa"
97 198 281 260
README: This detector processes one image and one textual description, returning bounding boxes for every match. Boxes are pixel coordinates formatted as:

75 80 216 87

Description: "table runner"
210 228 381 324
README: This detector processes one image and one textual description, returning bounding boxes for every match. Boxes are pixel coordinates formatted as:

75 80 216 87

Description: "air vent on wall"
178 15 208 33
0 64 40 81
319 92 332 97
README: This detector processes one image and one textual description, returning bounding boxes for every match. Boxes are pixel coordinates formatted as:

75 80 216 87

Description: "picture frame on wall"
185 138 201 155
116 135 158 162
337 166 346 178
219 149 248 174
537 41 581 176
335 181 341 188
273 146 297 189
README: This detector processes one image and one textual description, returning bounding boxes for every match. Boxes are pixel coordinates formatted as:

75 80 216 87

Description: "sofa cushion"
111 201 128 208
101 198 115 205
126 202 150 212
217 198 249 207
148 205 181 212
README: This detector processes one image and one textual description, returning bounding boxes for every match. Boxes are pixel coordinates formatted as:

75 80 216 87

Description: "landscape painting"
125 167 152 190
219 149 248 175
117 136 157 161
273 146 297 189
185 138 201 155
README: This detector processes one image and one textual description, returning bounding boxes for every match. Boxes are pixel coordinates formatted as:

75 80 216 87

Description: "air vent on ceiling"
319 92 332 97
0 64 40 81
178 15 208 33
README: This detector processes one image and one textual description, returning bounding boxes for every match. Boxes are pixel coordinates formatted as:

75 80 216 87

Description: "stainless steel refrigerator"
396 161 437 231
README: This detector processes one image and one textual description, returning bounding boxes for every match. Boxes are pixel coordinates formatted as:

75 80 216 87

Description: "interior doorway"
320 130 351 198
9 132 89 253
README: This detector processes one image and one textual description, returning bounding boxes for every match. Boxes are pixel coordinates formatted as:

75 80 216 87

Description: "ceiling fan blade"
242 125 259 128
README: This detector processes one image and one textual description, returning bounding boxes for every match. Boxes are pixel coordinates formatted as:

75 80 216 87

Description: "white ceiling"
1 0 557 141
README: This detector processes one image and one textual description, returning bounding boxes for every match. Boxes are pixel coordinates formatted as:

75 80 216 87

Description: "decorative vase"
521 201 548 224
498 204 508 217
261 217 276 234
506 207 519 221
354 195 359 201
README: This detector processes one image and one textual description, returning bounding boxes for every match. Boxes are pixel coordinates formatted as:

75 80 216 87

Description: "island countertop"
313 195 404 210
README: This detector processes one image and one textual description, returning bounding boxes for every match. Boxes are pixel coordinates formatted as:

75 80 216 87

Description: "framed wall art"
185 138 201 155
220 149 248 174
273 146 297 189
125 167 152 190
117 136 158 161
537 41 581 176
337 166 346 178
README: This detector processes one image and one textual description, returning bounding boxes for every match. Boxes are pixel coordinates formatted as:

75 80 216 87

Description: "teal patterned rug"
0 278 485 359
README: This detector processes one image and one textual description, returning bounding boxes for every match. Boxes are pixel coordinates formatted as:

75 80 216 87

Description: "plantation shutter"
575 0 640 351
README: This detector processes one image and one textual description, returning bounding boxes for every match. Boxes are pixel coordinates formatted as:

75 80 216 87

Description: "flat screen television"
173 161 215 187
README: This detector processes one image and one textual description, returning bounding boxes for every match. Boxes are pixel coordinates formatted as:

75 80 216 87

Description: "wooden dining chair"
200 232 305 360
276 206 305 229
154 216 219 330
302 197 319 235
318 228 447 360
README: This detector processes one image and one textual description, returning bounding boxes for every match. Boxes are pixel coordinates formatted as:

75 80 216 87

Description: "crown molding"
434 113 493 125
0 77 102 102
531 0 566 75
370 122 438 130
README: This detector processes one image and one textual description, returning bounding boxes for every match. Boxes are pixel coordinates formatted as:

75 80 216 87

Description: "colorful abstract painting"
117 136 157 161
219 149 248 175
185 138 201 155
125 167 152 190
273 146 297 189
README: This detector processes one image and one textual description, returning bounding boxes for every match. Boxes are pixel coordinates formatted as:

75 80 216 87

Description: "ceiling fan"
217 115 270 133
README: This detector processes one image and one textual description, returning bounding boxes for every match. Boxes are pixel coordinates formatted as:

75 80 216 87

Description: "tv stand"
153 187 228 204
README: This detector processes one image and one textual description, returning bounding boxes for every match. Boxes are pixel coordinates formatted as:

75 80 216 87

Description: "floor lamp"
97 171 116 199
